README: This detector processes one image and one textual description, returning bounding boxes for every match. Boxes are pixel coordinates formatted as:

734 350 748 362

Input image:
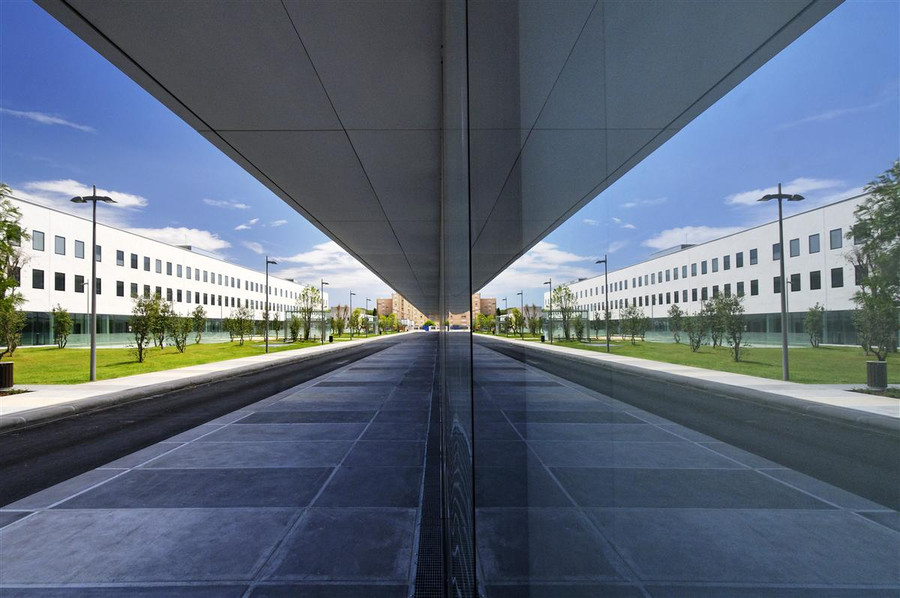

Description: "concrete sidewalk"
484 335 899 419
1 332 415 421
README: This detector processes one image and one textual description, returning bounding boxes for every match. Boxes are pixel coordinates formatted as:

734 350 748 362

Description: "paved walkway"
2 333 409 418
485 335 900 419
472 343 900 595
0 334 435 596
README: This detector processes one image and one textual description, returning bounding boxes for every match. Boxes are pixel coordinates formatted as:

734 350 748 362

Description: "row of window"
29 270 296 312
574 267 853 312
30 231 296 299
774 228 846 260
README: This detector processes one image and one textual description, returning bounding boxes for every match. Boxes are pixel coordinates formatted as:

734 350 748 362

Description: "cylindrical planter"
0 361 13 390
866 361 888 391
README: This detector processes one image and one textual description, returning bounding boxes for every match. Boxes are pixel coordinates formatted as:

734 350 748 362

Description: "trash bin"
540 334 545 343
867 361 887 390
328 335 334 343
0 362 13 389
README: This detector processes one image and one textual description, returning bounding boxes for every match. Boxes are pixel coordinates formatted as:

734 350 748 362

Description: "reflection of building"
376 292 429 328
448 293 497 329
542 196 875 346
12 196 324 346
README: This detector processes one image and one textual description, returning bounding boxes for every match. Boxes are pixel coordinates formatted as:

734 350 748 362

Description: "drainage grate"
413 369 444 598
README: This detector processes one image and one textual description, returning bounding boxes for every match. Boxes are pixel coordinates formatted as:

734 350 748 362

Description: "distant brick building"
448 293 496 329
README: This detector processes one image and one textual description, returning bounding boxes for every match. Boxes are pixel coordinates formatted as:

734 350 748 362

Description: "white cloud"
621 197 667 209
480 241 598 298
203 198 249 210
611 216 636 230
270 219 288 227
607 240 628 254
621 223 636 230
242 240 264 254
725 177 842 206
611 217 622 224
0 107 95 133
583 218 599 226
234 217 259 231
642 226 743 251
274 241 390 292
127 226 231 254
9 179 148 228
778 97 893 130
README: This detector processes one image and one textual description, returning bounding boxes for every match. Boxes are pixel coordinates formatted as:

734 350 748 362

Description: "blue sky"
1 1 898 311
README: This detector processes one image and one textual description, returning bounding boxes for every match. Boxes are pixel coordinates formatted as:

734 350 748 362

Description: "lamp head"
595 258 606 265
266 259 277 265
788 194 804 202
70 196 87 204
97 196 115 204
543 280 551 286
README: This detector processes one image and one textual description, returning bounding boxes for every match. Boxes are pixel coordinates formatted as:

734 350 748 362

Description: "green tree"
508 307 524 337
230 306 254 345
296 285 321 341
332 305 348 336
148 297 174 349
706 298 725 348
349 308 362 335
289 314 301 342
552 284 577 341
130 295 154 363
804 303 825 348
423 319 435 328
0 184 28 360
683 312 706 353
620 305 645 345
668 304 683 344
852 294 896 361
223 316 235 342
170 317 192 353
718 295 747 362
572 314 585 341
191 305 207 344
52 304 72 349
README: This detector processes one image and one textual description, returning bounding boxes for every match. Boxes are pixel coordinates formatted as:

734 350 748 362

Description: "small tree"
620 305 644 345
668 304 683 344
224 316 235 342
804 303 825 348
852 294 896 361
296 285 322 341
52 304 72 349
289 314 301 342
349 308 362 335
231 306 254 345
684 313 706 353
0 184 28 359
170 317 192 353
423 319 435 328
508 308 523 336
272 312 282 340
130 295 154 363
572 314 585 341
706 298 725 348
719 295 747 362
191 305 207 344
149 297 174 349
332 305 348 336
552 284 577 341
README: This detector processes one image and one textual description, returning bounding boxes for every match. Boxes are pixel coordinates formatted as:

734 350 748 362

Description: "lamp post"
349 291 356 340
320 279 329 344
502 297 508 336
365 298 371 337
596 255 609 353
264 257 277 353
543 278 552 344
517 290 524 339
70 186 115 381
758 183 803 381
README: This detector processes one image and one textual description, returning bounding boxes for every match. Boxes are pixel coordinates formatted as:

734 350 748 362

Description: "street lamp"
71 186 115 381
365 297 371 337
502 297 508 336
349 291 356 340
543 278 552 344
596 256 610 353
758 183 804 381
516 290 524 339
320 279 329 344
264 257 277 353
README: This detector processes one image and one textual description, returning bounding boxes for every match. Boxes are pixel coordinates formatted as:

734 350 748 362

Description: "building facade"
448 293 497 329
376 293 430 328
543 196 876 346
12 197 327 346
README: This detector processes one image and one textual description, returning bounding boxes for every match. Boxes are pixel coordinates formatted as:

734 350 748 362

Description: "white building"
543 195 873 346
11 197 328 346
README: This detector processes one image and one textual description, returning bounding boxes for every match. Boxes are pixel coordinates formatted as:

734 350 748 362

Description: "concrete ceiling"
37 0 839 315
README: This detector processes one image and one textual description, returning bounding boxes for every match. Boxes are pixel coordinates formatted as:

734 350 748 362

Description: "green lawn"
9 339 323 385
554 339 899 385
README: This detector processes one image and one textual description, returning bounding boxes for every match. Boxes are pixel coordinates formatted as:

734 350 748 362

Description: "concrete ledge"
0 334 407 434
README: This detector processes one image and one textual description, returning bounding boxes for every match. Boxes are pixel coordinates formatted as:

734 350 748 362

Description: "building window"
55 235 66 255
701 287 708 300
156 259 162 274
691 288 698 301
682 289 688 302
177 264 183 278
665 270 670 282
723 255 730 271
75 240 85 259
809 233 820 254
750 279 759 296
666 292 671 304
130 253 138 269
749 248 758 265
131 283 138 298
830 228 842 250
831 267 843 288
117 281 124 297
735 252 743 268
773 276 782 294
196 269 200 281
177 289 183 303
855 264 867 286
691 263 697 277
143 285 151 298
187 266 192 279
55 272 65 291
33 269 44 289
167 288 173 302
75 275 85 293
203 293 208 305
95 245 102 262
789 238 800 257
772 243 781 261
155 286 162 298
33 230 45 251
651 272 655 285
790 273 801 292
144 256 151 271
701 261 708 275
638 277 642 288
203 270 208 283
218 274 223 285
187 290 192 303
712 285 719 297
736 281 744 296
117 250 125 266
810 270 821 290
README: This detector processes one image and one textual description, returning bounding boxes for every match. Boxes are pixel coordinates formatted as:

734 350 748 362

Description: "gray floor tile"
374 410 428 423
502 410 643 424
514 423 681 442
475 465 573 507
859 511 900 533
239 410 376 423
476 508 621 582
161 424 226 443
198 423 366 442
699 442 787 469
249 585 408 597
343 441 425 467
0 511 29 528
476 421 522 441
645 586 900 597
102 443 183 468
0 588 247 597
362 422 427 440
486 584 643 598
552 468 833 509
266 508 417 581
55 468 332 509
145 441 353 468
530 441 745 469
316 467 423 507
5 469 125 509
0 509 294 583
761 469 889 510
588 508 900 584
